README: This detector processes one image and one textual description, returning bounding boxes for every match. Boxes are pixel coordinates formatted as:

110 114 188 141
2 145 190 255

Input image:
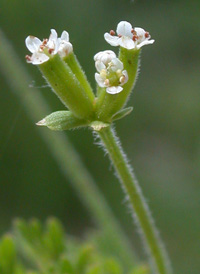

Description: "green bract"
37 111 88 131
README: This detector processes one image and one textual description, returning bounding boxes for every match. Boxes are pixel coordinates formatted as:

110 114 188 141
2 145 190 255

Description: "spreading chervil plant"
23 20 172 274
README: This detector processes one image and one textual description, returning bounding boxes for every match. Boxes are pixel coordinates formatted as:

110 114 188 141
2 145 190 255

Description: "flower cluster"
25 20 154 96
104 21 154 50
94 50 128 94
25 29 73 65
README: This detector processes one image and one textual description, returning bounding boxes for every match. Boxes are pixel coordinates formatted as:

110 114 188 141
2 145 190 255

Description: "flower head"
25 29 73 65
94 50 128 94
104 21 154 50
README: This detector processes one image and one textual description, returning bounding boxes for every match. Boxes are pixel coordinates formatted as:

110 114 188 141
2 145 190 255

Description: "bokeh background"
0 0 200 273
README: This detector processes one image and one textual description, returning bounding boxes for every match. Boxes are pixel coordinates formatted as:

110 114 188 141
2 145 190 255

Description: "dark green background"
0 0 199 273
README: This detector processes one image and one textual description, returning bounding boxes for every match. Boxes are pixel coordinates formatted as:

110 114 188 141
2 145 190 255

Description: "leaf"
44 218 65 260
76 245 94 273
111 107 133 122
0 234 16 274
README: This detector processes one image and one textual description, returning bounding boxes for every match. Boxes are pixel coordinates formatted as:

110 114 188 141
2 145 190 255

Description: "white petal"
49 29 58 41
122 70 128 77
122 70 128 84
111 58 123 71
134 27 146 38
116 21 133 38
94 50 116 65
136 39 155 49
94 52 100 61
94 50 115 61
95 61 106 72
95 73 106 87
25 36 42 53
104 33 120 46
58 41 73 57
31 52 49 65
61 31 69 42
48 29 59 53
106 86 123 94
119 36 135 49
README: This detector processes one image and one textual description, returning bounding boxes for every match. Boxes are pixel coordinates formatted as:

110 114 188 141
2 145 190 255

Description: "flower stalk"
97 125 171 274
39 54 94 119
63 52 95 103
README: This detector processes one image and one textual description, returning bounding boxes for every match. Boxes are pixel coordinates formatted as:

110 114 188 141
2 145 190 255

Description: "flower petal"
119 36 135 49
104 33 120 46
116 21 132 38
49 29 58 41
94 50 116 65
58 41 73 57
60 31 69 42
134 27 146 38
122 70 128 84
106 86 123 94
31 52 49 65
25 36 42 53
136 39 155 49
111 58 123 71
95 73 106 87
47 29 59 53
95 61 106 72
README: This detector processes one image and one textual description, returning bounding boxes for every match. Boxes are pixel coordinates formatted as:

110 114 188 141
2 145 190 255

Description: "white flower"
25 29 73 65
104 21 154 50
25 36 49 65
94 52 128 94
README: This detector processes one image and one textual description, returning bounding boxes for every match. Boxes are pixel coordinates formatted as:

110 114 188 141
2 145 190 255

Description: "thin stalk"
97 126 172 274
0 30 136 269
63 53 95 103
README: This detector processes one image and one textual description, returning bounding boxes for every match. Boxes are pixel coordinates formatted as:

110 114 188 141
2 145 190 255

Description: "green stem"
97 126 172 274
39 55 94 120
64 53 95 104
0 29 136 270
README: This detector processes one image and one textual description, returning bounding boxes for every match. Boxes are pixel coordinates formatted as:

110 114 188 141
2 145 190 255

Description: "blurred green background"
0 0 200 273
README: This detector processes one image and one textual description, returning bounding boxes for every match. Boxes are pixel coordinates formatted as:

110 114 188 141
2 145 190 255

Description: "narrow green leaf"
111 107 133 122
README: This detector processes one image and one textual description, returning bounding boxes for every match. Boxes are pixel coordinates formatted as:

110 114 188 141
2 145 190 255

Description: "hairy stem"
97 126 172 274
0 29 136 269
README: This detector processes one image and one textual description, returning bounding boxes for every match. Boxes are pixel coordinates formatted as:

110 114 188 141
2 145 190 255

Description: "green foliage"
111 107 133 122
0 235 16 274
0 219 149 274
